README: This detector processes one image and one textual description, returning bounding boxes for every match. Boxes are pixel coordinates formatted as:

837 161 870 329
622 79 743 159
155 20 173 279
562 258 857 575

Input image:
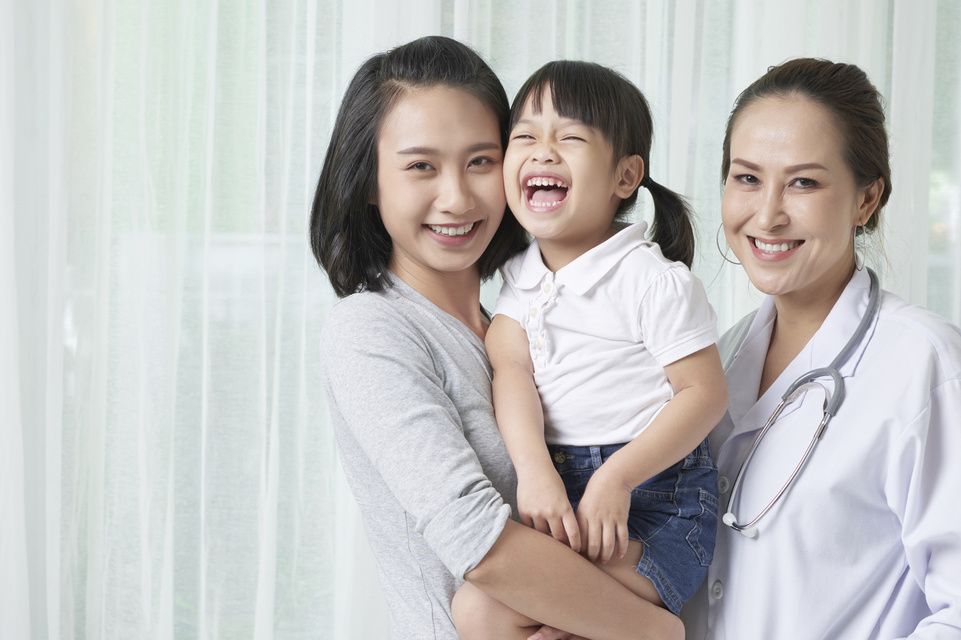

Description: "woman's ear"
856 177 884 227
614 155 644 199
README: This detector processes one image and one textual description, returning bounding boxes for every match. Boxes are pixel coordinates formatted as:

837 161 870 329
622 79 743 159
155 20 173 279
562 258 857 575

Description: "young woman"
312 36 683 640
682 58 961 638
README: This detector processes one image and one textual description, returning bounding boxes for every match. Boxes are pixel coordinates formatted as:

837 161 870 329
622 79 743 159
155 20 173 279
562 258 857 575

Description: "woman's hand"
575 465 632 563
517 465 582 552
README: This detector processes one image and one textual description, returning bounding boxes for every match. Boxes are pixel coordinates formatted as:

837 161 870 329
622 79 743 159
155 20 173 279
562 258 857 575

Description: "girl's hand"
517 466 581 552
575 466 632 563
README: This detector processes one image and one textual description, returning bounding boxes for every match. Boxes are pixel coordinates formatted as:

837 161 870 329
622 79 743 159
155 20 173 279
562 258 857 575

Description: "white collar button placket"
526 273 558 366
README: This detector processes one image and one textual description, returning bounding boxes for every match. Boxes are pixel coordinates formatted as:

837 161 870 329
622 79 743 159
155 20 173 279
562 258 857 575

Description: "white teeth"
428 222 476 237
525 176 569 188
753 238 801 253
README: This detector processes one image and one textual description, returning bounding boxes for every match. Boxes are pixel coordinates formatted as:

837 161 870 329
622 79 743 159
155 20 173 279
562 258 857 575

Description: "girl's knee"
451 582 493 637
452 581 535 639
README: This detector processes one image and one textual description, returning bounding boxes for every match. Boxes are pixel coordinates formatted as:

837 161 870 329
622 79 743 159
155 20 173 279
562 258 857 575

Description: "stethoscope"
722 268 881 539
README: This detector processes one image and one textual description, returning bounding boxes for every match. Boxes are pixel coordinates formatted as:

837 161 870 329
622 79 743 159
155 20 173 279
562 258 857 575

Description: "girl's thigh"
595 540 663 607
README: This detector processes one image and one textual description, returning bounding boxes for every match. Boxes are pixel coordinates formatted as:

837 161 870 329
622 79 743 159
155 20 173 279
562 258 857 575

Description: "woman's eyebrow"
731 158 828 173
397 142 500 155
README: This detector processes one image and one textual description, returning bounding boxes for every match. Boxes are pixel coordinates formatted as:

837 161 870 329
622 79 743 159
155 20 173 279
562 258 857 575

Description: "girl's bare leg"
597 540 663 606
453 581 542 640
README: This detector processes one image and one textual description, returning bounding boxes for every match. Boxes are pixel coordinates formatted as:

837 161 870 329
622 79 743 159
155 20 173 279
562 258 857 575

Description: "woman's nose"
755 186 789 229
436 172 475 215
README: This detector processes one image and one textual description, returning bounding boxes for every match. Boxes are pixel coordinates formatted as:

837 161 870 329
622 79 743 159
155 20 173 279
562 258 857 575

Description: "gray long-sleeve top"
322 276 517 639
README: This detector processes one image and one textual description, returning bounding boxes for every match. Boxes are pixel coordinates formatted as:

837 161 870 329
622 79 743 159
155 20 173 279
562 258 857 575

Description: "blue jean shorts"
547 439 718 614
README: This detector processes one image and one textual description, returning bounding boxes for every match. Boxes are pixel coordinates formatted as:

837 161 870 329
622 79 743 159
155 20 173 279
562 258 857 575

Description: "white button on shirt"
493 222 718 446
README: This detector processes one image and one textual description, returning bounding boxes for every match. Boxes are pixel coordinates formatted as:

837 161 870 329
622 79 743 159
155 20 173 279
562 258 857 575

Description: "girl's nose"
532 140 559 164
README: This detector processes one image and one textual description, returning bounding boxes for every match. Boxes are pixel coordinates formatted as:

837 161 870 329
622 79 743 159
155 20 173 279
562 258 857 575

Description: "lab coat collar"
723 269 880 443
511 222 650 295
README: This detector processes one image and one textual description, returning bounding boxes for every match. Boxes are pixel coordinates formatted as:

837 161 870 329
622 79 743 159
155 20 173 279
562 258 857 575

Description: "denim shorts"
547 439 718 614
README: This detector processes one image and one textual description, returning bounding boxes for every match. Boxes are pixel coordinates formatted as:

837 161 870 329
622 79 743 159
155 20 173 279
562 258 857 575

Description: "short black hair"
310 36 527 297
511 61 696 267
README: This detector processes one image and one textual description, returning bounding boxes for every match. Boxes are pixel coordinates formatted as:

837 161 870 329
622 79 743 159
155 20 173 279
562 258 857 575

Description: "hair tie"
642 175 654 189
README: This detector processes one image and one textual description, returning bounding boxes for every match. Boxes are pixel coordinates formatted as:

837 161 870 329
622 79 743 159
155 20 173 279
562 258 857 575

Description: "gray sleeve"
322 298 511 579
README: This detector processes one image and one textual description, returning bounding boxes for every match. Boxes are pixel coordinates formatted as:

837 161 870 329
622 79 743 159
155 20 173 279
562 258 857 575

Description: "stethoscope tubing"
722 268 881 538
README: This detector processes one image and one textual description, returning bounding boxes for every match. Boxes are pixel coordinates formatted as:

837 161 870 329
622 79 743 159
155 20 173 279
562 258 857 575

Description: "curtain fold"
5 1 959 638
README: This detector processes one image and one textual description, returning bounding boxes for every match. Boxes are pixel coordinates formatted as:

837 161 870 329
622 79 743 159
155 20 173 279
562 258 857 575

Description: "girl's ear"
614 155 644 199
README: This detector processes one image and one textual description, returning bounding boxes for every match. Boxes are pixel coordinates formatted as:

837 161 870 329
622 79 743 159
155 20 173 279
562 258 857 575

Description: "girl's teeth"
525 176 569 188
429 222 476 236
754 239 800 252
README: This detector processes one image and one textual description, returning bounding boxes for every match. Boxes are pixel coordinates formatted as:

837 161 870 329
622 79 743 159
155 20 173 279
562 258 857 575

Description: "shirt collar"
723 268 880 441
512 222 650 295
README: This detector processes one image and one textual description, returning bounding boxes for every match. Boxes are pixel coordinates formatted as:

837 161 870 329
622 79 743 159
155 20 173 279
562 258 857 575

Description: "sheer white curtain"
3 1 958 638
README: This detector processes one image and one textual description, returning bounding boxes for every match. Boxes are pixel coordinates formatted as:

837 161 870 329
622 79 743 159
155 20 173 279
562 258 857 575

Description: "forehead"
378 85 500 148
730 95 846 166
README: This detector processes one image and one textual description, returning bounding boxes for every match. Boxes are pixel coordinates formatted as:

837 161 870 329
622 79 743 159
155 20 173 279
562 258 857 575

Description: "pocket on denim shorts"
684 488 719 567
681 440 715 471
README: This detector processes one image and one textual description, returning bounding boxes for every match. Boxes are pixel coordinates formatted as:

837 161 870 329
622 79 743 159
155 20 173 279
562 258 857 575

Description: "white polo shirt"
494 222 718 446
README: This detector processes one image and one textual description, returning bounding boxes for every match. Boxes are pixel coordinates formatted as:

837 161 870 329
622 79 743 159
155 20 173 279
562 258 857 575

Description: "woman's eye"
408 161 434 172
734 174 758 185
469 156 496 168
792 177 818 188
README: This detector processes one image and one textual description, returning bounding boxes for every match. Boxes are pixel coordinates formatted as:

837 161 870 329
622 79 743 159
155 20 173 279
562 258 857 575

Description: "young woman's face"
375 86 505 282
503 90 627 257
722 95 879 303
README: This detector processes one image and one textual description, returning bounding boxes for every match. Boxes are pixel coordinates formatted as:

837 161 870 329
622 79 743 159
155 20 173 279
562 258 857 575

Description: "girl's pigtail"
645 178 695 268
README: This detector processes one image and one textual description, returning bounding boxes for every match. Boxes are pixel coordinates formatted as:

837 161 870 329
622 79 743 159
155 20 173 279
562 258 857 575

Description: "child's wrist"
595 460 637 494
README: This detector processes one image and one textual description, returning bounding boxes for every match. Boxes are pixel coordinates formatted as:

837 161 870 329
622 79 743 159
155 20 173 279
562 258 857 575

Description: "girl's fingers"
547 516 568 545
617 520 629 559
600 519 616 564
532 516 552 537
562 511 581 553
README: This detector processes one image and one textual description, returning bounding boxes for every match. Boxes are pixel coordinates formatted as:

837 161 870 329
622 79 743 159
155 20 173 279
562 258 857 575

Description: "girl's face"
504 90 638 264
722 95 880 304
375 85 505 282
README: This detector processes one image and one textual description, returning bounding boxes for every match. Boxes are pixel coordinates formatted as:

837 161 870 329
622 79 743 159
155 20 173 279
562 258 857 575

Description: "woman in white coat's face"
721 95 883 307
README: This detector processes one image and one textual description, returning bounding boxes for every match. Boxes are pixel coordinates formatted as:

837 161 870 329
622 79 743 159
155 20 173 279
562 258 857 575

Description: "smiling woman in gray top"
311 36 684 640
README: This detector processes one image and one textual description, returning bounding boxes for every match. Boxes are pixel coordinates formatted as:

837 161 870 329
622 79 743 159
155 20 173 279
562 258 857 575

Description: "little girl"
453 61 727 638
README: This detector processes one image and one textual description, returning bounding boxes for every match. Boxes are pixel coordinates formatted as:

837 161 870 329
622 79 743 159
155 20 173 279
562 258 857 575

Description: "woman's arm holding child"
486 315 581 551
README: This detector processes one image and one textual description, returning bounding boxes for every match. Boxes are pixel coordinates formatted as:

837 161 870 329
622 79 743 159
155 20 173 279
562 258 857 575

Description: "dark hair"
310 36 527 297
721 58 891 232
510 60 695 267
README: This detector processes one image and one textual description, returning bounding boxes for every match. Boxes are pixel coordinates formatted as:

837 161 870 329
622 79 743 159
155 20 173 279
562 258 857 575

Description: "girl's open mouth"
524 175 569 211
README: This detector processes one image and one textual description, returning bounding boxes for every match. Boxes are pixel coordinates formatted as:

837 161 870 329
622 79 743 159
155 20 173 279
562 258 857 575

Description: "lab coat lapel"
721 270 877 446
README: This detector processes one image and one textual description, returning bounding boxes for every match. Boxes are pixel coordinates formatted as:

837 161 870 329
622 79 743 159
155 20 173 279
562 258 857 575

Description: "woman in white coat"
683 59 961 638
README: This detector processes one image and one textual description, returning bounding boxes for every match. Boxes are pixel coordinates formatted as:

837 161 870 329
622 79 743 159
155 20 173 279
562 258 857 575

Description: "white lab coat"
683 269 961 639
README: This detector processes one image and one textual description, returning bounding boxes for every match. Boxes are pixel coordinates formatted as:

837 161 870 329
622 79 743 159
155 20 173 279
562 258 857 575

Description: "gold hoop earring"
716 223 741 266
